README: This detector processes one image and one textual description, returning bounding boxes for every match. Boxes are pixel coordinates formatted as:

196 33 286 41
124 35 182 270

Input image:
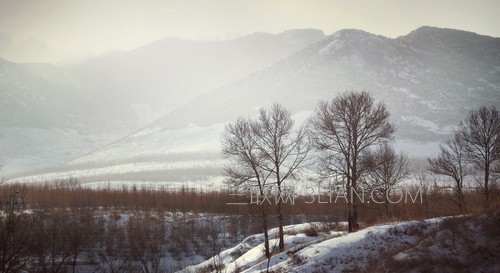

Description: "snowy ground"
179 223 347 273
180 216 476 273
181 213 500 273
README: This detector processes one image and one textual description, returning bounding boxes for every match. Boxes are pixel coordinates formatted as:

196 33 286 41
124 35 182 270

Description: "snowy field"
181 214 500 273
182 219 441 273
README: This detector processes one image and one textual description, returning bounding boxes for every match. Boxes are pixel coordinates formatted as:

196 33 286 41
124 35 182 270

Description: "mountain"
146 27 499 136
0 57 129 175
0 29 324 176
12 26 500 185
67 29 326 120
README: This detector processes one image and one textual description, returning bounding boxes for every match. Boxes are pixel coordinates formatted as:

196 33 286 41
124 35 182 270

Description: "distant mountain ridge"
10 26 499 184
145 26 499 135
67 28 325 116
1 27 500 181
0 29 325 176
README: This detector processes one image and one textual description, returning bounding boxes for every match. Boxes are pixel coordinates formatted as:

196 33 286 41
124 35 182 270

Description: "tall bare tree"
253 104 309 251
458 106 500 207
427 134 470 214
365 142 411 217
309 91 395 232
222 117 273 258
222 104 309 253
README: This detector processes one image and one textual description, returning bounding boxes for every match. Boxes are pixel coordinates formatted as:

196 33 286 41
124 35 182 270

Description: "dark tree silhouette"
365 142 411 217
253 104 309 251
309 91 395 232
222 103 309 253
458 106 500 207
428 134 470 213
222 117 273 258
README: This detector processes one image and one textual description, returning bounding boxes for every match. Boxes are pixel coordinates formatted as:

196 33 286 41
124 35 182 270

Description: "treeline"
0 183 338 273
1 179 496 219
0 206 260 273
428 105 500 213
1 177 497 272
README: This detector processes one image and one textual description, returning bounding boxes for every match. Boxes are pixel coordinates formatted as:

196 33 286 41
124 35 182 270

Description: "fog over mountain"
2 26 500 184
67 29 325 119
0 29 325 176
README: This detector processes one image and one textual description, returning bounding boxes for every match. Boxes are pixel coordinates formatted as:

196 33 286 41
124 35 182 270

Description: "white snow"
181 218 444 273
9 159 226 184
79 176 225 190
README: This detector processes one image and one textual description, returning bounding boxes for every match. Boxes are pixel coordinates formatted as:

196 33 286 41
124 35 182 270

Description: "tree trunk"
351 160 359 231
278 200 284 251
262 209 270 258
347 205 353 232
352 204 358 231
458 186 465 214
485 163 490 208
276 167 285 251
347 176 353 232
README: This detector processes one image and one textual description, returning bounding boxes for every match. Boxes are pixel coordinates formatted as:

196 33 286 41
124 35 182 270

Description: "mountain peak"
407 26 475 36
317 28 387 56
332 28 373 37
402 26 498 42
408 26 445 34
399 26 500 55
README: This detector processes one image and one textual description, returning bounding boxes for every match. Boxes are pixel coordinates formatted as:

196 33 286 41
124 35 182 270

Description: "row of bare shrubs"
0 207 274 273
1 208 173 273
1 178 498 272
3 179 498 224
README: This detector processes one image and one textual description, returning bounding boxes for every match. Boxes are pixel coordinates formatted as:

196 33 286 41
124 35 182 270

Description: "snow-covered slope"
376 214 500 272
182 218 442 273
182 214 500 273
24 26 498 184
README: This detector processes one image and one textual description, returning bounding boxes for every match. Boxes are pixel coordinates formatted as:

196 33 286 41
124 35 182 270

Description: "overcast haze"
0 0 499 63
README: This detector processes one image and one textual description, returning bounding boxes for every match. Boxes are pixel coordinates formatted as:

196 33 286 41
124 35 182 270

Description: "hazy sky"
1 0 499 63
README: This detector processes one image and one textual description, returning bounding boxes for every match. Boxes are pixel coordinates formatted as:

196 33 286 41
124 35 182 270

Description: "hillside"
0 57 128 175
17 26 499 185
0 29 324 176
67 29 325 118
182 213 500 273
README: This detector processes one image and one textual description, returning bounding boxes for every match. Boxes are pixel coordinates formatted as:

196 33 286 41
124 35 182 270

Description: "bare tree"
93 216 130 273
427 134 470 214
492 163 500 191
222 104 309 253
458 106 500 207
253 104 309 251
309 91 395 232
33 209 74 273
127 213 167 273
0 213 35 273
68 206 94 273
365 142 411 217
222 117 273 258
414 171 432 218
